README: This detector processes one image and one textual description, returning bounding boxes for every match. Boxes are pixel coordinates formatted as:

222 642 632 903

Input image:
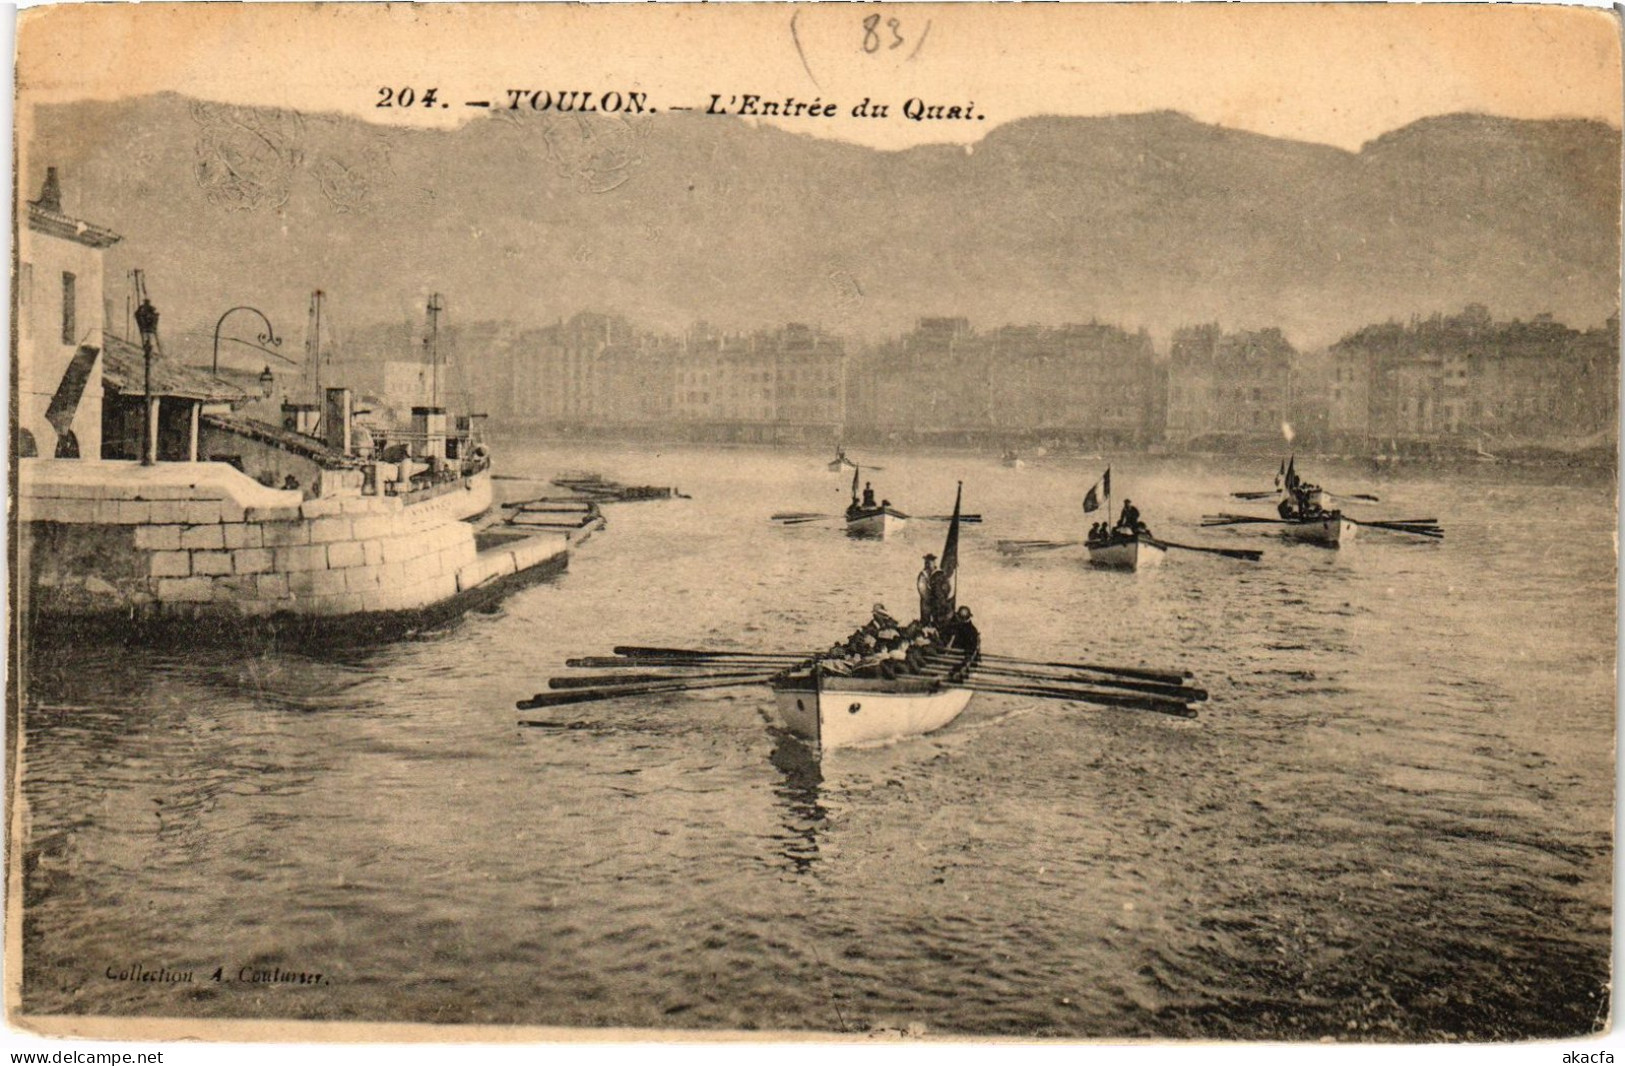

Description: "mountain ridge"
22 94 1620 361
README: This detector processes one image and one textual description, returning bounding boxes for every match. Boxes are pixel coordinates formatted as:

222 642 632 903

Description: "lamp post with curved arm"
212 306 283 375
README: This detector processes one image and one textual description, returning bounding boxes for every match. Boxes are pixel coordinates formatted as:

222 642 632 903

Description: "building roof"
101 332 248 403
27 202 122 249
200 412 368 469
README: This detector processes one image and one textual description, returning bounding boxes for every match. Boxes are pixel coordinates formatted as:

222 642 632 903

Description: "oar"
1145 537 1262 562
961 680 1198 718
614 645 809 661
572 653 807 668
548 669 782 689
1200 513 1291 527
772 511 837 520
1233 488 1382 502
776 516 838 525
975 652 1191 685
928 654 1204 696
997 539 1078 554
954 663 1207 702
610 646 1193 687
1352 520 1444 538
569 656 810 672
517 675 771 711
913 514 984 524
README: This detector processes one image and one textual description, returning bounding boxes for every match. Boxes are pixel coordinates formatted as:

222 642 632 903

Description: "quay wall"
17 460 564 623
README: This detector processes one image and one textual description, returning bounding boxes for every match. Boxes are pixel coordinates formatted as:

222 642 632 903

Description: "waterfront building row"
456 308 1617 452
1326 305 1619 451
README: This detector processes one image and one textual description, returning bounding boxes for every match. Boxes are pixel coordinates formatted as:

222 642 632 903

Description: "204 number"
377 87 439 108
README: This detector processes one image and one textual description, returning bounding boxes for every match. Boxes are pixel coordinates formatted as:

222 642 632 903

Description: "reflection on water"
768 731 826 874
15 445 1616 1038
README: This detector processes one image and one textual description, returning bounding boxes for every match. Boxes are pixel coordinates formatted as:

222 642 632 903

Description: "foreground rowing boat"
772 652 975 750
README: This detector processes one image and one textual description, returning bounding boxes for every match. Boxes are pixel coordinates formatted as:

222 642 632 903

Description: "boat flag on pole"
1275 459 1285 490
940 481 963 612
1083 467 1111 513
1285 456 1299 492
851 462 860 503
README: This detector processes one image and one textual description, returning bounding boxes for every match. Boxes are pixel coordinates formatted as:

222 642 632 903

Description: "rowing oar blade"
613 645 811 660
518 675 770 711
1146 537 1262 562
962 680 1198 718
997 539 1077 554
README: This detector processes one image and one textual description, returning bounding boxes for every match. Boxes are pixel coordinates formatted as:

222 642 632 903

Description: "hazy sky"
16 3 1623 152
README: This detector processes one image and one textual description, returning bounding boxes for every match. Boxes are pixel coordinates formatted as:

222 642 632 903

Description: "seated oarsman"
1285 485 1323 519
868 602 900 631
942 606 981 658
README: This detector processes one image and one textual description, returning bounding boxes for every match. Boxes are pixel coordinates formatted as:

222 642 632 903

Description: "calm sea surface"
16 445 1616 1039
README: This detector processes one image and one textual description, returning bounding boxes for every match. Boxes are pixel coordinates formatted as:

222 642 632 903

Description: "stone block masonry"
18 459 568 625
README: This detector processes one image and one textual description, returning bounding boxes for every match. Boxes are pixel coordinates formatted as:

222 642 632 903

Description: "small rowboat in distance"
846 505 908 539
1279 512 1358 548
1086 529 1166 571
772 651 975 751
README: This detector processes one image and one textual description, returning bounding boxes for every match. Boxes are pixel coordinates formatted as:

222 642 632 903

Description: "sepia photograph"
6 1 1620 1052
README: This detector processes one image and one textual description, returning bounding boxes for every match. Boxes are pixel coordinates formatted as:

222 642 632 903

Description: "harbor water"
16 446 1616 1039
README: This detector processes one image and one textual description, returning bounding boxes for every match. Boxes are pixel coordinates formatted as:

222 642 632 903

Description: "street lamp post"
134 298 159 466
212 306 283 375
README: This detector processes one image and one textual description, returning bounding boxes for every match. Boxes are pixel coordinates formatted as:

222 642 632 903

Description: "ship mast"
426 292 444 409
303 289 326 406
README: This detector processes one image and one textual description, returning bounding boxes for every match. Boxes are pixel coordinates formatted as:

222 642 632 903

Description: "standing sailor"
861 482 877 510
1116 498 1143 535
916 554 938 623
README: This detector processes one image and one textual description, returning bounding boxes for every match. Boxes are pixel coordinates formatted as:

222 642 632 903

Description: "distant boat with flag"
999 467 1259 567
1081 466 1164 570
1205 455 1440 546
844 464 907 539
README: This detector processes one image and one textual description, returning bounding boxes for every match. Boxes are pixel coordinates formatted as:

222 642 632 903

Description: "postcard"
9 2 1620 1051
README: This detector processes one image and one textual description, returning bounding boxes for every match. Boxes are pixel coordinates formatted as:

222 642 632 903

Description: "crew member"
927 565 956 628
861 482 877 509
916 554 938 622
1116 499 1146 535
943 606 981 657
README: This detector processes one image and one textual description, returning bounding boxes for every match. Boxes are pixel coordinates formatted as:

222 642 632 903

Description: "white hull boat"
452 467 494 521
1086 532 1166 571
846 507 907 539
1280 514 1357 547
772 670 974 751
